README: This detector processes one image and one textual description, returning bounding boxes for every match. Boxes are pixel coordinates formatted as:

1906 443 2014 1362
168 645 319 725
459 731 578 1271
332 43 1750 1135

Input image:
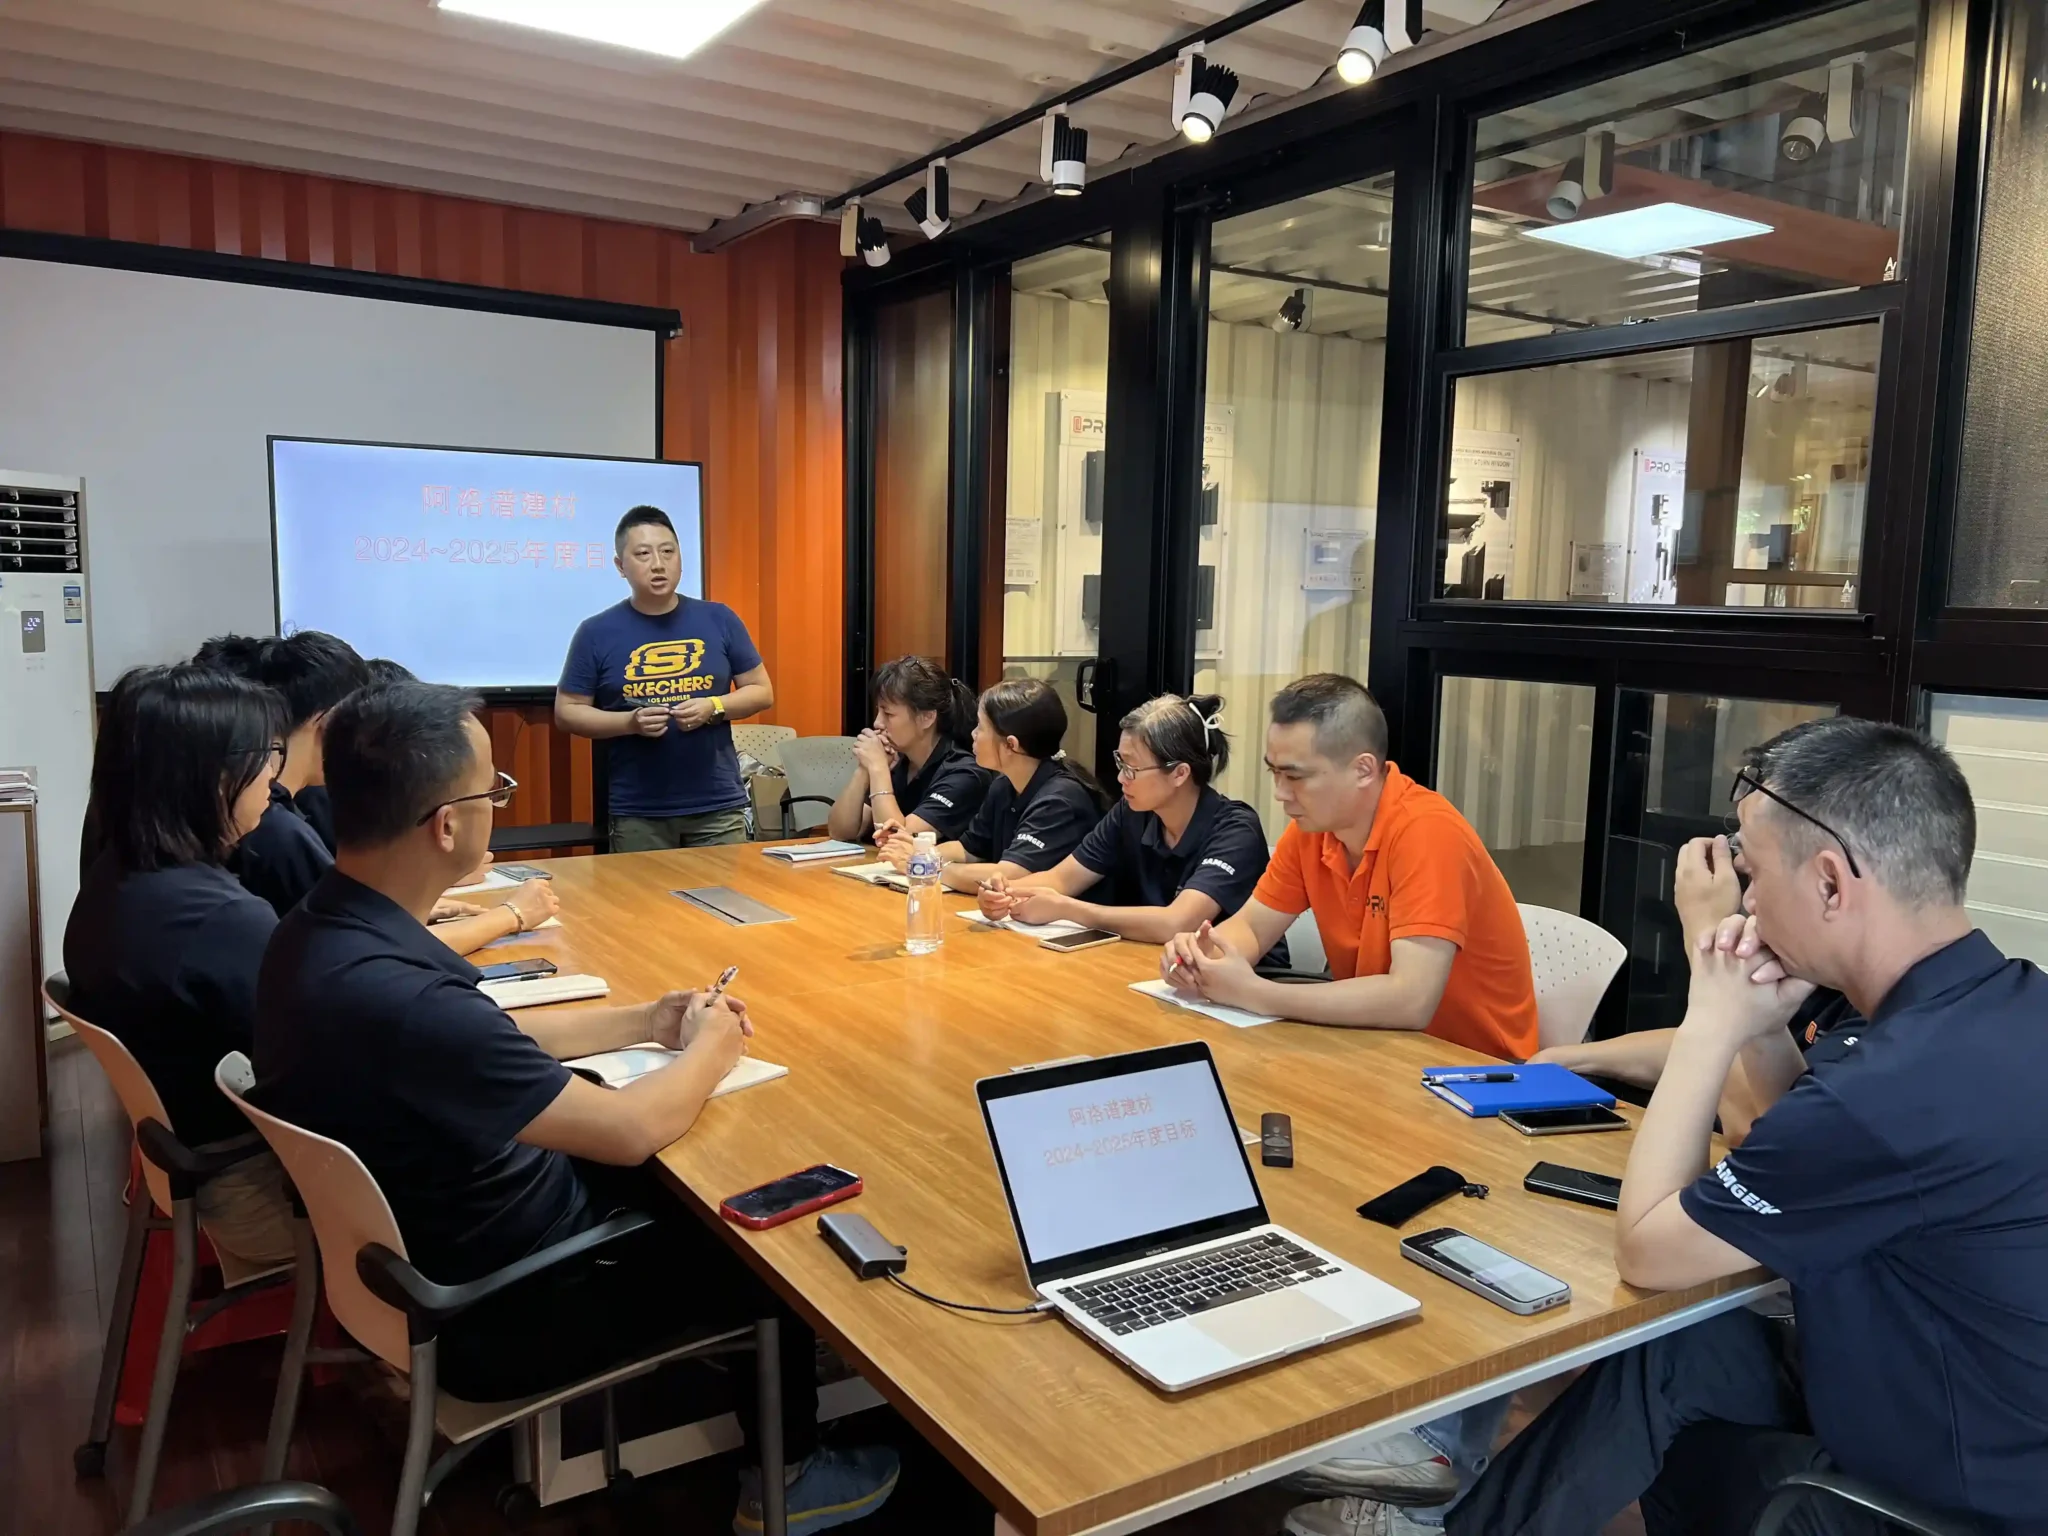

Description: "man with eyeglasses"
253 682 901 1533
1441 716 2048 1536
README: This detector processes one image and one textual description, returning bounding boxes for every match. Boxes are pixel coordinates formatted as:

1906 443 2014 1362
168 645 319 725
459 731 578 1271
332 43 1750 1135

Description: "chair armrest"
780 793 837 809
126 1481 359 1536
136 1119 272 1202
356 1211 655 1344
1753 1470 1993 1536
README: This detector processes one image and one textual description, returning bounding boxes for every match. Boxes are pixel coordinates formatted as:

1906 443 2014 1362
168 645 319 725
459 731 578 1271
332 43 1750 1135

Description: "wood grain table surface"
487 844 1772 1536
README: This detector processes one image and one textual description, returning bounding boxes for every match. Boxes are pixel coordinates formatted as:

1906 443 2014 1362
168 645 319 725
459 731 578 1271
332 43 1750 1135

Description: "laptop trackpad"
1191 1288 1349 1356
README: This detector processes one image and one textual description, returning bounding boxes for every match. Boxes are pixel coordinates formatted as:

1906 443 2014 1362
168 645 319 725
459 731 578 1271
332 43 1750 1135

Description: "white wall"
0 256 656 678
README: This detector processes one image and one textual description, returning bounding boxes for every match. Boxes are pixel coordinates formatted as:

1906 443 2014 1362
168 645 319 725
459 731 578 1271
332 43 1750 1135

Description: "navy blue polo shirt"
64 854 278 1147
1681 932 2048 1523
1070 787 1270 916
890 740 990 842
253 870 588 1286
559 596 761 819
960 759 1100 873
234 782 335 917
293 783 337 854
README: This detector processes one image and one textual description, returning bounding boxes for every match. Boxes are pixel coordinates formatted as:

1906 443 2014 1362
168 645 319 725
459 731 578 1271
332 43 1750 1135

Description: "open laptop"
977 1041 1420 1392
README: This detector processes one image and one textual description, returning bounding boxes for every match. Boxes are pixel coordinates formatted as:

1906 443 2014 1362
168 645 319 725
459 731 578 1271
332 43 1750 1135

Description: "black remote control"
1261 1112 1294 1168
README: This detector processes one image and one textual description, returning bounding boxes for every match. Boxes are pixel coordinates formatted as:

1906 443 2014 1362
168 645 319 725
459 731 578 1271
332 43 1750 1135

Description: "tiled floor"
3 1037 1644 1536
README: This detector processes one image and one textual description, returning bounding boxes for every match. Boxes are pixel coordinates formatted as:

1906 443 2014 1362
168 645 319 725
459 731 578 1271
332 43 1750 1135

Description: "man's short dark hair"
192 633 265 676
364 657 416 685
1746 716 1976 908
91 664 285 871
252 630 370 730
323 682 483 849
614 504 676 554
1270 674 1390 764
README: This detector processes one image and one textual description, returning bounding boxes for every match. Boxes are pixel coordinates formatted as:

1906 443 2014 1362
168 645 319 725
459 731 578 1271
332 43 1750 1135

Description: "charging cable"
885 1273 1056 1317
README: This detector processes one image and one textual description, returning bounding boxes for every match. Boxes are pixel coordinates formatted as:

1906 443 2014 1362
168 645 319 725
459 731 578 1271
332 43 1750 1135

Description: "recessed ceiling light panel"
1524 201 1774 260
435 0 770 62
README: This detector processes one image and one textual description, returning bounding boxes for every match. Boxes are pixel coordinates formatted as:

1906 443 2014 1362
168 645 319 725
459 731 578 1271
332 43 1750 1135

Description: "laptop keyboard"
1055 1233 1341 1335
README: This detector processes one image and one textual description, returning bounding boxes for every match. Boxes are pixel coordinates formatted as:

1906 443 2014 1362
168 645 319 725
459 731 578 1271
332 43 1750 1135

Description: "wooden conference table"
487 844 1773 1536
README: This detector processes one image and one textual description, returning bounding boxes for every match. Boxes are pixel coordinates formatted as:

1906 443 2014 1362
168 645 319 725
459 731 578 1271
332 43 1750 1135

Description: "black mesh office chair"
128 1482 358 1536
1753 1470 1994 1536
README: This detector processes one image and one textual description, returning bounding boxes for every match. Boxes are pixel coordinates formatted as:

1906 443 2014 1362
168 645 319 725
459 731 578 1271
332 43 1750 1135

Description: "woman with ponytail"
978 693 1273 943
828 655 993 844
878 678 1108 891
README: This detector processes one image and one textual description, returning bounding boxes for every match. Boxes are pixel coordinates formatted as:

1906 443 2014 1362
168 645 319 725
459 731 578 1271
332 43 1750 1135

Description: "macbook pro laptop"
977 1041 1420 1392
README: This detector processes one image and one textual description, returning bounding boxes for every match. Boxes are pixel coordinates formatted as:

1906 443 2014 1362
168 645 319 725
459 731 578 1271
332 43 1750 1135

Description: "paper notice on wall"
1569 541 1624 599
1446 431 1519 598
1627 451 1687 604
1005 517 1041 586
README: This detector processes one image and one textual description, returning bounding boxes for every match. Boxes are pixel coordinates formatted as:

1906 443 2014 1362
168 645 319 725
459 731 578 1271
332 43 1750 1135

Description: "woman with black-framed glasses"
978 693 1274 944
64 664 298 1278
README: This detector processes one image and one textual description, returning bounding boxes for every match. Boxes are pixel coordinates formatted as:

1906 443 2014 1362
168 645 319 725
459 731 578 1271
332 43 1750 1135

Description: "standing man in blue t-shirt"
556 506 774 851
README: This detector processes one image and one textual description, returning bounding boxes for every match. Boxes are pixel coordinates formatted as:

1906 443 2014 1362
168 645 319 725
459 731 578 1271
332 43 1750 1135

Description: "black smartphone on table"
1524 1161 1623 1210
477 958 558 982
1499 1105 1629 1136
496 863 553 882
1040 928 1120 952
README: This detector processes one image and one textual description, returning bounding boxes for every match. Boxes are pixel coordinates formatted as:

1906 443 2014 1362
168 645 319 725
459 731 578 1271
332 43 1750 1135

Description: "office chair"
1517 904 1628 1051
47 979 302 1525
776 736 859 836
731 723 797 772
214 1053 789 1536
128 1481 358 1536
1753 1470 1993 1536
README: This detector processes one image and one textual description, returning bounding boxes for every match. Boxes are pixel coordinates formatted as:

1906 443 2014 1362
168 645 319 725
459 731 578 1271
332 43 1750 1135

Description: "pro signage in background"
271 438 703 689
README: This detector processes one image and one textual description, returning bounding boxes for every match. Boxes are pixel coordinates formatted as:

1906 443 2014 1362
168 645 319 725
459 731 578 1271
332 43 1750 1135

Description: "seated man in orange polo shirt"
1161 673 1538 1063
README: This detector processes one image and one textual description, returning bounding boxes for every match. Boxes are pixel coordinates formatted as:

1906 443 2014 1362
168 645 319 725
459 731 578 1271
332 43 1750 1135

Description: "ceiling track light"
1780 95 1827 162
1040 109 1089 197
1827 54 1866 144
838 200 860 259
1272 287 1309 332
1337 0 1421 86
1546 127 1615 221
1172 46 1239 143
840 200 890 266
906 159 950 239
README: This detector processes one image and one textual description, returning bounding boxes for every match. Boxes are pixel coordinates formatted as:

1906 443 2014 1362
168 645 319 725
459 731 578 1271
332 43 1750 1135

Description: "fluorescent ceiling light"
434 0 769 62
1524 202 1773 260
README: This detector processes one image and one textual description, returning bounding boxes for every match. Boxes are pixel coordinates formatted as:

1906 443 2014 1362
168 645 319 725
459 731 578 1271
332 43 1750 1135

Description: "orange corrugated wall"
0 130 846 833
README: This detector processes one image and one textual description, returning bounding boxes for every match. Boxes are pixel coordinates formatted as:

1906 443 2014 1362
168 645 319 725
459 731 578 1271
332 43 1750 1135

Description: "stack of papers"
479 972 609 1009
762 840 868 864
1128 979 1282 1030
832 861 909 891
565 1047 788 1097
0 767 35 804
447 868 522 897
957 910 1086 940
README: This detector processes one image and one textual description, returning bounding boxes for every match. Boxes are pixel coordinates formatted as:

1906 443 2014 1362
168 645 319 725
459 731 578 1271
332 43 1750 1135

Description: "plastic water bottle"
905 831 944 955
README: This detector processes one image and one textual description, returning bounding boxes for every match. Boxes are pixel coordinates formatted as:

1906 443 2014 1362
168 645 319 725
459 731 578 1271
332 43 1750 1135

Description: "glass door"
991 241 1112 767
1189 172 1398 839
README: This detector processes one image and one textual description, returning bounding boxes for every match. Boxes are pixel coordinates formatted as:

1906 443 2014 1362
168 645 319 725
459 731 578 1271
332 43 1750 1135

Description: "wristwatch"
710 696 727 719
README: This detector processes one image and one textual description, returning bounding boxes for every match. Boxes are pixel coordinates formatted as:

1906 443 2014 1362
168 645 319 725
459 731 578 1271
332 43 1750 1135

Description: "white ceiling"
0 0 1514 241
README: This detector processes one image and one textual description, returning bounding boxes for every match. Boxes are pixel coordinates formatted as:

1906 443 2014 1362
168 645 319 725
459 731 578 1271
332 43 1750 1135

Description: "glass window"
1436 677 1597 913
998 242 1112 764
1951 2 2048 608
1442 321 1877 607
1603 691 1835 1033
872 289 953 664
1193 175 1395 839
1466 0 1916 344
1928 695 2048 965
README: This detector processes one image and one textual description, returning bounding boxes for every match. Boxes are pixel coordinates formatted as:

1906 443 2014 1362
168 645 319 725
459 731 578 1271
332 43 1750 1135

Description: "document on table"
1128 978 1283 1029
957 910 1086 939
563 1047 788 1097
446 869 522 897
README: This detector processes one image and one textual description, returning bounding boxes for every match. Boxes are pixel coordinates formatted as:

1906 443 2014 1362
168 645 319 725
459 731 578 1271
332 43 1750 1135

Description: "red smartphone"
719 1164 863 1230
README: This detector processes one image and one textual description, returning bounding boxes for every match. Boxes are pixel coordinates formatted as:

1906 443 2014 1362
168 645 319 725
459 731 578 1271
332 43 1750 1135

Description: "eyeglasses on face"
238 742 287 772
1727 767 1862 880
1113 752 1177 782
416 770 518 826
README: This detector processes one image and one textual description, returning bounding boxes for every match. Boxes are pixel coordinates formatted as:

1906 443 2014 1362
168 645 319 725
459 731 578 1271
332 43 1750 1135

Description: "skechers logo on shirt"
1200 857 1237 875
1015 833 1045 850
1712 1159 1781 1216
928 793 955 808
